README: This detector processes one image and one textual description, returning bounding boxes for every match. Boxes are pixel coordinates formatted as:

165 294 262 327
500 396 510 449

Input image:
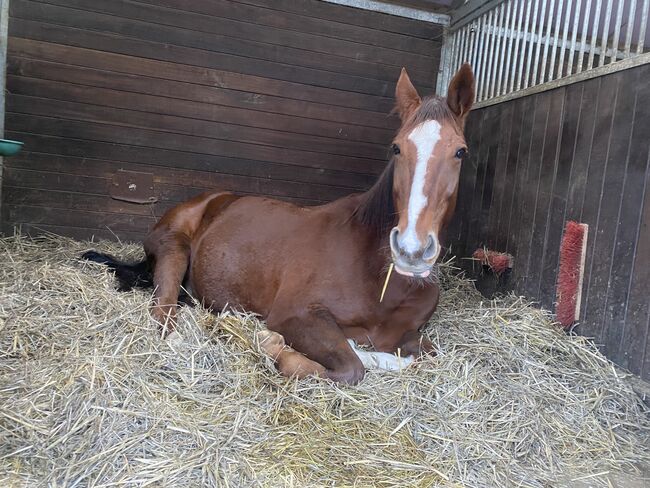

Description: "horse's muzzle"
389 227 439 278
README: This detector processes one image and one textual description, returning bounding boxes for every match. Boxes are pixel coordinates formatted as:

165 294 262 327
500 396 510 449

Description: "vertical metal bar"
488 5 502 99
436 31 448 95
464 24 473 64
624 0 637 57
447 30 457 79
587 0 603 70
609 0 625 63
449 30 460 83
555 0 572 79
0 0 7 140
458 25 467 65
469 21 480 74
515 0 533 91
481 9 497 100
542 0 561 83
460 27 468 66
577 0 593 73
435 36 444 94
438 30 454 96
463 23 471 69
530 0 548 87
474 15 487 101
502 0 518 95
456 27 466 71
539 0 563 83
489 3 506 99
0 0 9 224
566 0 582 76
446 30 458 92
637 0 649 54
462 24 472 63
524 0 541 89
479 9 495 101
598 0 614 68
495 0 511 97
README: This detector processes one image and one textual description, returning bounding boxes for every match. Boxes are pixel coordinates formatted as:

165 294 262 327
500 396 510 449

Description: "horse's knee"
326 358 365 385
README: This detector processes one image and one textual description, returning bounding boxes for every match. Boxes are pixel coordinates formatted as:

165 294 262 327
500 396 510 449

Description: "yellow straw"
379 263 394 303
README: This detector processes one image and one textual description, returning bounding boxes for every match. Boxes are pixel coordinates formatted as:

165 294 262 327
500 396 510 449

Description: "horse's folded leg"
267 307 365 384
397 330 436 358
258 329 326 379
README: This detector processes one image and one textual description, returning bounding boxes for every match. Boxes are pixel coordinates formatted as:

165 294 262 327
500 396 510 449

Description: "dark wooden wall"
1 0 442 241
449 63 650 380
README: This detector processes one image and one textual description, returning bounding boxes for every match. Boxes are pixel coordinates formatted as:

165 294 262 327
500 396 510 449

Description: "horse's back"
144 191 240 252
188 194 363 315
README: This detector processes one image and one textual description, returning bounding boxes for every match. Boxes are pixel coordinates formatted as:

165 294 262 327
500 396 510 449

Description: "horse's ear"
395 68 421 121
446 63 475 123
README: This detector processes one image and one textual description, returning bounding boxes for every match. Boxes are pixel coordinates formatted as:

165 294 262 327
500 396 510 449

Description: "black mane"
353 159 396 237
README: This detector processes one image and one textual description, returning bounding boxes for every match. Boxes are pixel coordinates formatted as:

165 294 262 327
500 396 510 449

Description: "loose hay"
1 233 649 487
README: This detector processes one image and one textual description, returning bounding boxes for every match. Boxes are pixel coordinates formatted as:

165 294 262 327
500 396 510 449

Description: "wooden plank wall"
449 64 650 380
1 0 442 241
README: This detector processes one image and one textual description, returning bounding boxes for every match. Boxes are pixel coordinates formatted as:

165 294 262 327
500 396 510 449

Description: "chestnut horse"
84 65 474 384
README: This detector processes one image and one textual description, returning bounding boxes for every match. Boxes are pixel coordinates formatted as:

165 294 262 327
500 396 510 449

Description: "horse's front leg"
396 329 436 358
264 305 365 384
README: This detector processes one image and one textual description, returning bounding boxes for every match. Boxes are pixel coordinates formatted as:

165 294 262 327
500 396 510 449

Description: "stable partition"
0 0 444 241
449 62 650 380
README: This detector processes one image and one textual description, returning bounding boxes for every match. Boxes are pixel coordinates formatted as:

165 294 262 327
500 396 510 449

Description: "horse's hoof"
258 329 286 358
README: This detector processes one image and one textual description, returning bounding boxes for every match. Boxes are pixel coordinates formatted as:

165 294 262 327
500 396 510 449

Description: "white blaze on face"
399 120 442 253
347 340 414 371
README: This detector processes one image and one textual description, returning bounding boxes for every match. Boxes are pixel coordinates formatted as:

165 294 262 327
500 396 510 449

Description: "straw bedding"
1 234 649 487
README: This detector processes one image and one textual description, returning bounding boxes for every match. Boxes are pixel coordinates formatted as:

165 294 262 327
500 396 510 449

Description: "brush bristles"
556 221 588 327
472 248 513 275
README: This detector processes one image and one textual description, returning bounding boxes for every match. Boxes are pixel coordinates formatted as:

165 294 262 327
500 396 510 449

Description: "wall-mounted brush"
556 221 589 328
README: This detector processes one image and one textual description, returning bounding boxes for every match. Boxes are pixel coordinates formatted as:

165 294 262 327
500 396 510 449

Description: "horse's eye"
392 143 401 155
455 148 467 159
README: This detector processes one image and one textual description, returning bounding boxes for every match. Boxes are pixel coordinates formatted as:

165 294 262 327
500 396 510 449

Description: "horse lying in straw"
84 65 475 384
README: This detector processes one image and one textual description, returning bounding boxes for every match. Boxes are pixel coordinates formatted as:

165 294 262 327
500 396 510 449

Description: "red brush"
472 248 513 275
556 221 589 328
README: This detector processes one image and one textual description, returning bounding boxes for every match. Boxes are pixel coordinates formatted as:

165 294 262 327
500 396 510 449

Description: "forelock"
401 96 460 134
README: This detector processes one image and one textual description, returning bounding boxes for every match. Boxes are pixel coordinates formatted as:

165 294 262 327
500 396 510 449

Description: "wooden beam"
0 0 9 229
320 0 450 24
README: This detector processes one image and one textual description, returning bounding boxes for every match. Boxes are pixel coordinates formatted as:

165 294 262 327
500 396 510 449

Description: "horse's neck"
367 231 392 273
341 192 393 273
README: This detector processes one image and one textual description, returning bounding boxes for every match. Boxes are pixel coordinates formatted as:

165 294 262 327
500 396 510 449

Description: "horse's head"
389 64 475 278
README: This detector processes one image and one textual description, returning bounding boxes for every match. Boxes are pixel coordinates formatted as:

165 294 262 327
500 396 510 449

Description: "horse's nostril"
390 227 401 254
422 235 438 261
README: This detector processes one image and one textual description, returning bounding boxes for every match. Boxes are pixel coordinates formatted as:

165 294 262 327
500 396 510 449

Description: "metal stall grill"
437 0 650 104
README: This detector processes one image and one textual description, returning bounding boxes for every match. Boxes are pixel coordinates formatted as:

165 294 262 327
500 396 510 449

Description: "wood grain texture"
227 0 442 39
2 0 442 242
600 65 649 368
453 64 650 380
537 82 582 309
